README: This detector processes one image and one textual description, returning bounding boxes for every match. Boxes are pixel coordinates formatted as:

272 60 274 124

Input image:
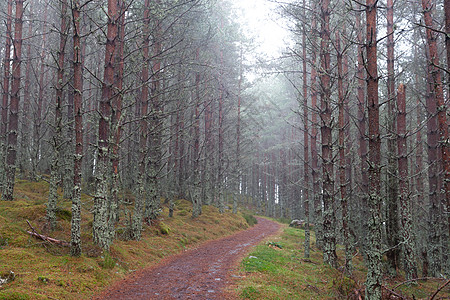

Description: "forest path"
93 217 282 300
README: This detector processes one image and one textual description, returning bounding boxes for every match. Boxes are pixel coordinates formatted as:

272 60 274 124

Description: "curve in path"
94 217 281 300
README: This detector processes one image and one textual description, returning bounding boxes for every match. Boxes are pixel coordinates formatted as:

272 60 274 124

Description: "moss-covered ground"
234 223 450 300
0 180 250 299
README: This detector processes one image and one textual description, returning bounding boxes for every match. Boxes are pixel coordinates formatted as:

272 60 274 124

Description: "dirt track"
94 217 281 299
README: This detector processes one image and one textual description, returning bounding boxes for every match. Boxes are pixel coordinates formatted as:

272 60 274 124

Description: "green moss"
177 210 188 216
98 252 116 269
159 222 171 235
241 286 261 299
55 208 72 221
0 291 30 300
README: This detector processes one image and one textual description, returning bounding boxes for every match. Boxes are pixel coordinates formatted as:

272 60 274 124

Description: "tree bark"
48 0 68 231
396 84 417 280
146 2 163 222
70 0 83 257
131 0 150 240
109 0 126 239
3 0 24 201
336 30 350 274
0 0 13 194
319 0 337 268
93 0 118 250
192 48 202 218
309 4 322 250
385 0 400 275
365 0 383 298
355 4 369 260
32 4 49 181
302 1 310 258
422 0 448 276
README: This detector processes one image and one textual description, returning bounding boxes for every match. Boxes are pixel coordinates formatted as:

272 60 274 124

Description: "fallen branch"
429 279 450 300
393 277 444 290
382 285 409 300
26 220 69 247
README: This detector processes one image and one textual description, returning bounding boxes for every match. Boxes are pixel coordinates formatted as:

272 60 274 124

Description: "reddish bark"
3 0 24 201
425 50 441 275
1 0 13 147
422 0 450 237
445 0 450 87
365 0 382 297
93 0 119 248
112 0 125 177
111 0 126 223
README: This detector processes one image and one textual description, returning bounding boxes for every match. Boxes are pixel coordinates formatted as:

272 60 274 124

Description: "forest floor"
1 180 449 299
233 225 450 300
0 179 256 299
93 217 281 299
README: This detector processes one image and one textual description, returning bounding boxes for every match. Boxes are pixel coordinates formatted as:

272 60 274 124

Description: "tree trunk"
0 0 13 194
365 0 383 298
309 1 322 251
3 0 24 201
422 0 448 276
131 0 150 240
70 0 83 257
234 47 243 215
19 20 33 178
109 0 126 238
319 0 337 268
93 0 118 250
146 3 163 222
396 84 417 280
302 0 310 258
336 30 351 274
385 0 400 275
32 5 49 181
218 23 225 214
355 4 369 260
192 49 202 219
47 0 68 230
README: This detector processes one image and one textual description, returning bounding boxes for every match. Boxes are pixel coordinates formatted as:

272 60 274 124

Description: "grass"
0 179 251 299
234 225 450 300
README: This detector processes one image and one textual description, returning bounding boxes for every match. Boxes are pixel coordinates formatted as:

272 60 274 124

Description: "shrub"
243 214 257 226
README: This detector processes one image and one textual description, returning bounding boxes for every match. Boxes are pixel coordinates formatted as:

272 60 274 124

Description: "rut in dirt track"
94 217 281 300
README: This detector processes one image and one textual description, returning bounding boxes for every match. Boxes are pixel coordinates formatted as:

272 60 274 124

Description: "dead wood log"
26 220 69 247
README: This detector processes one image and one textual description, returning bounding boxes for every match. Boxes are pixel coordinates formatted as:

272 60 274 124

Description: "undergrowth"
0 179 251 299
235 226 450 300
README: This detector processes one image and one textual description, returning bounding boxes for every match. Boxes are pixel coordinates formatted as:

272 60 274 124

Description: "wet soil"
93 217 281 300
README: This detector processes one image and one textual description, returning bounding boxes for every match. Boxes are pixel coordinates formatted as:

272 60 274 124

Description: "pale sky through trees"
231 0 291 58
